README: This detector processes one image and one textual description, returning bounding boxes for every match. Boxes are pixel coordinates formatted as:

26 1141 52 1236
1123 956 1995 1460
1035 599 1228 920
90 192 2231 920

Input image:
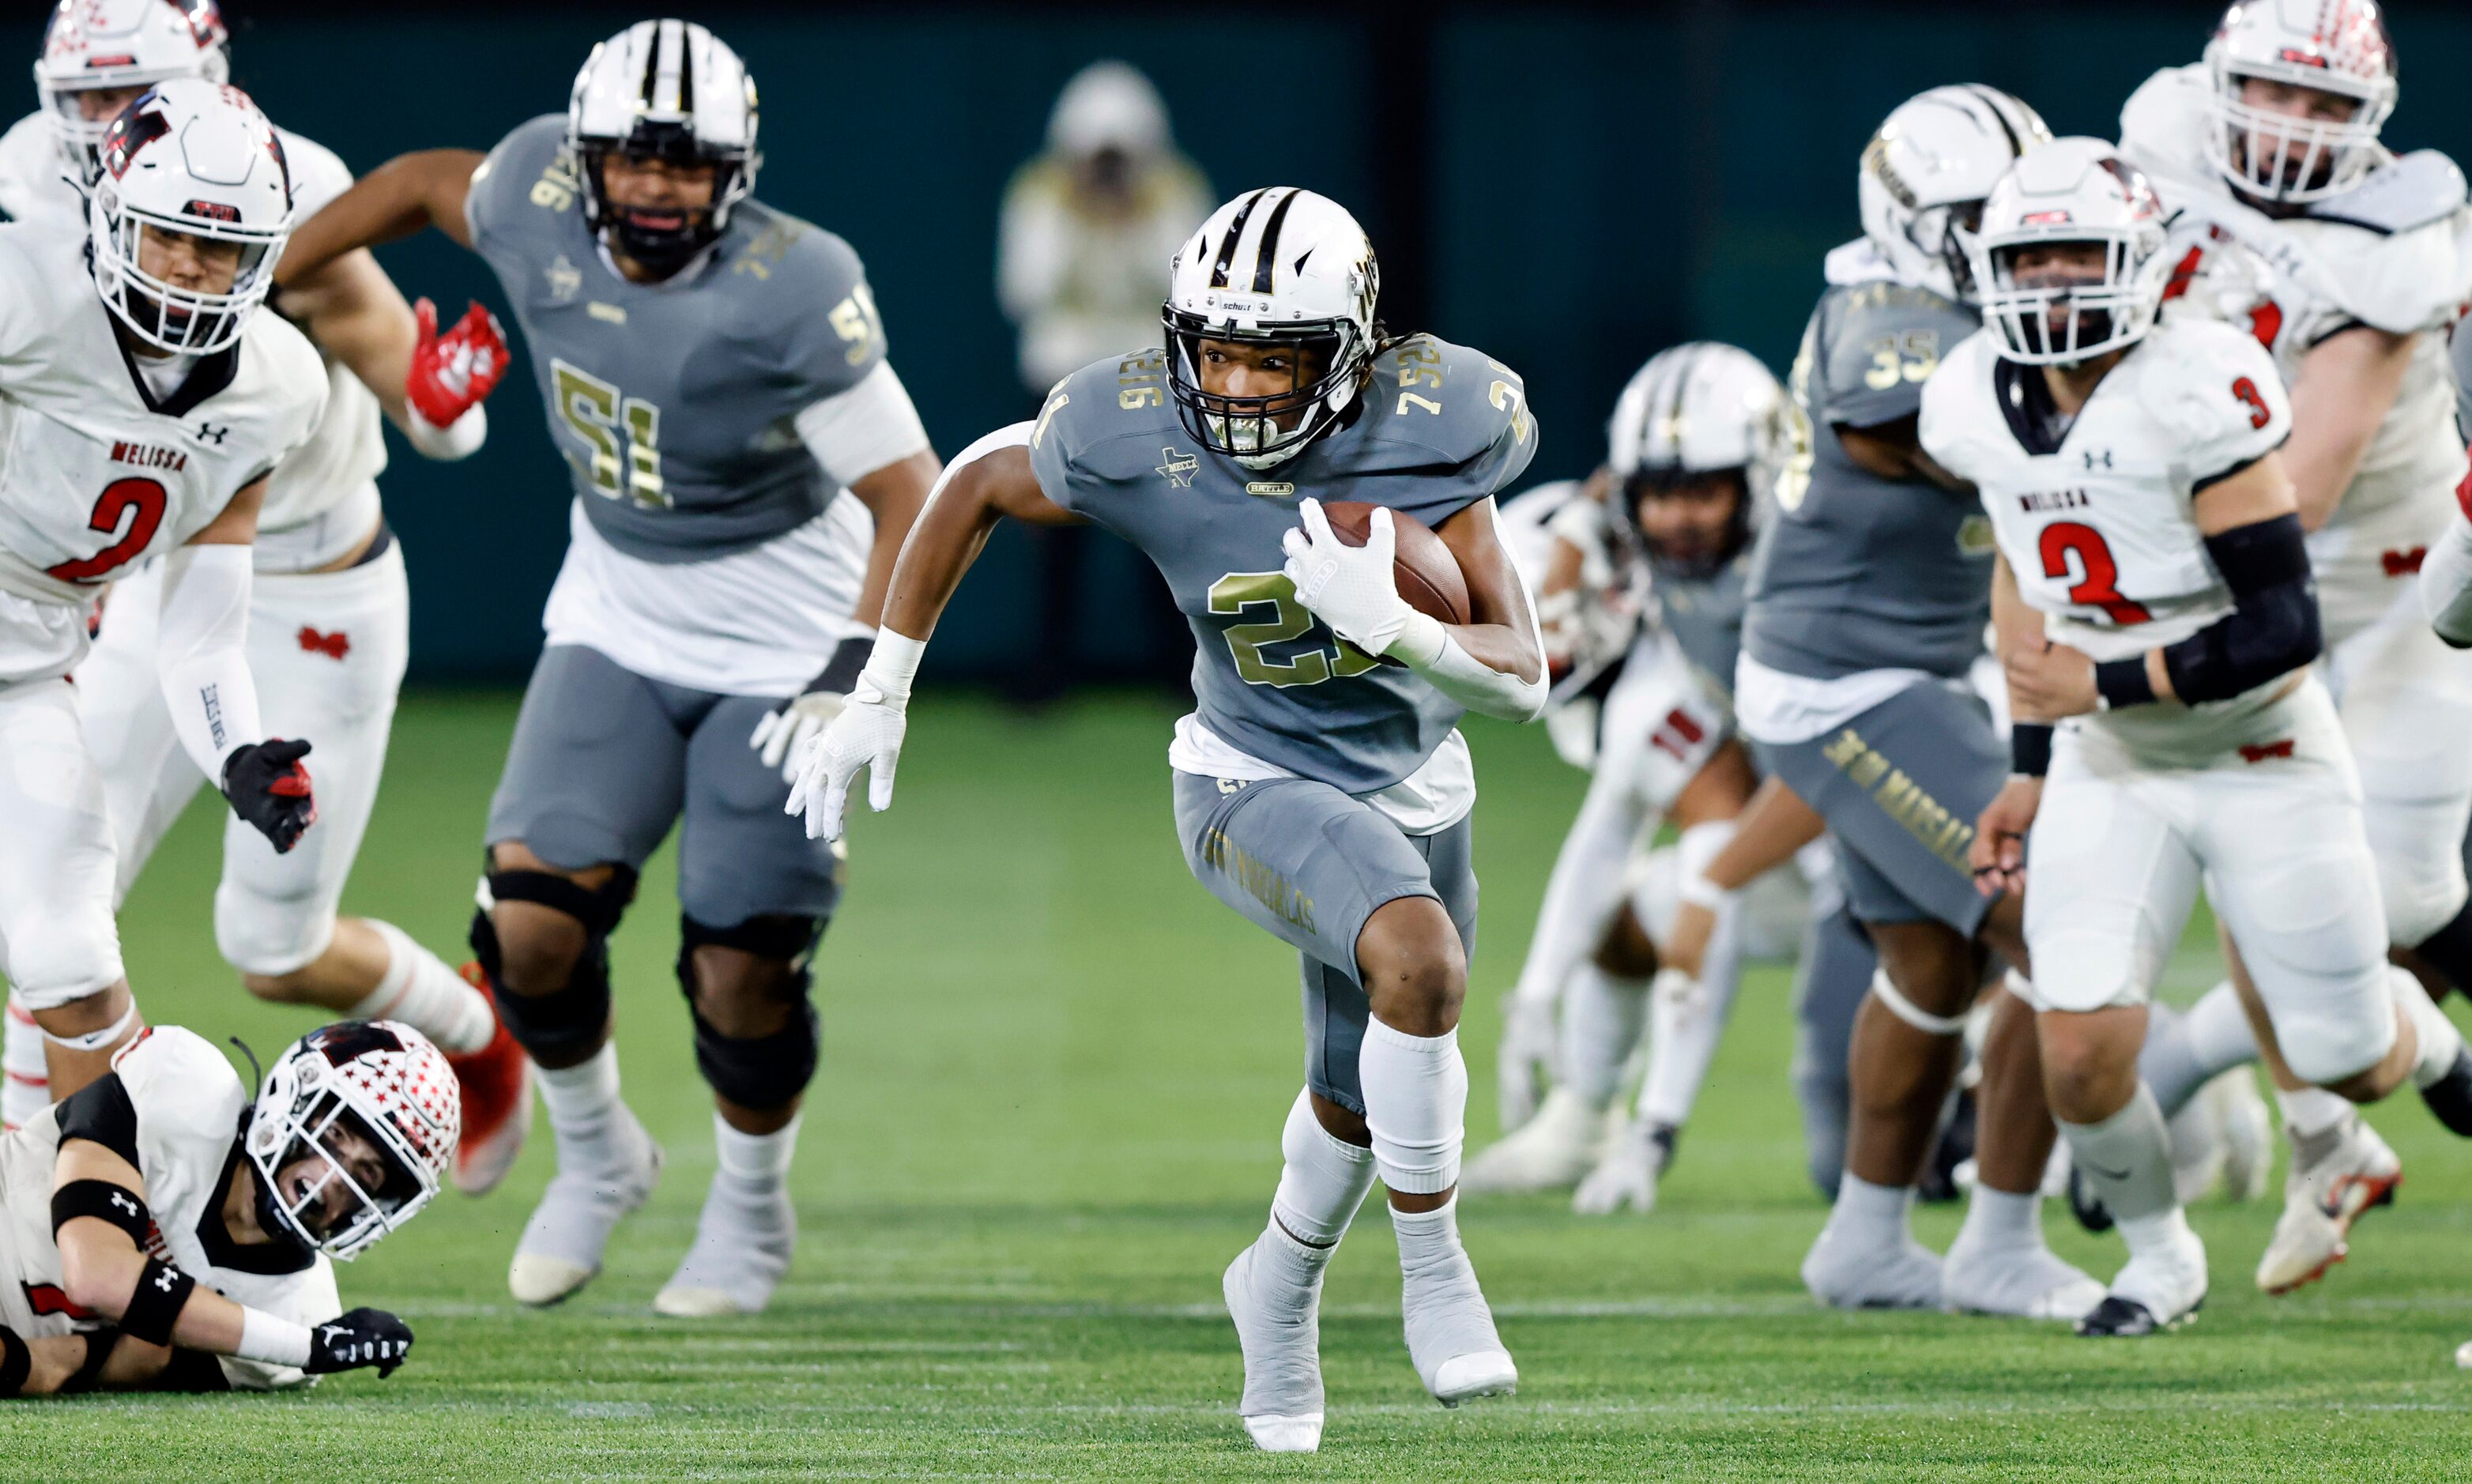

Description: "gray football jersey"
1743 282 1994 680
466 115 886 563
1029 336 1537 793
1649 550 1748 699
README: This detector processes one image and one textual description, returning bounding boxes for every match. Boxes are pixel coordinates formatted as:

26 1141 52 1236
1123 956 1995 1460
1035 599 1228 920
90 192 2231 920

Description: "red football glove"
2456 445 2472 523
405 299 510 428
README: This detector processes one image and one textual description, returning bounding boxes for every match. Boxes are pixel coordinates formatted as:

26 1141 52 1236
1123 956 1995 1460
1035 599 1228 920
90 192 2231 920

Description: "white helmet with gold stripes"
1858 84 2052 303
1163 186 1379 469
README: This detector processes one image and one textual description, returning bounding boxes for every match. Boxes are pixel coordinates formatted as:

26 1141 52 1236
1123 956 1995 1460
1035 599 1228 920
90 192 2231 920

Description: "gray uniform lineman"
1030 333 1530 1112
270 22 940 1316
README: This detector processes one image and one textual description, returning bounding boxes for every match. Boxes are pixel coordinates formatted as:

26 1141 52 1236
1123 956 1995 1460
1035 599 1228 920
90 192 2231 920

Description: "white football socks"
1270 1089 1377 1249
1954 1183 2042 1252
1360 1019 1468 1196
350 920 492 1054
713 1110 800 1199
2059 1083 2178 1230
1829 1172 1916 1247
1558 965 1646 1109
537 1041 627 1165
2274 1084 2350 1139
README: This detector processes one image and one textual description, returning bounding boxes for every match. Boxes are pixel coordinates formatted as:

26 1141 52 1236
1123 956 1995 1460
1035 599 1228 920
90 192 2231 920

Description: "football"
1321 500 1472 627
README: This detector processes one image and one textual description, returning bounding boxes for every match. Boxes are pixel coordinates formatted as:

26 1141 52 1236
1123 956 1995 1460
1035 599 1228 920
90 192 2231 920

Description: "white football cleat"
1400 1249 1517 1407
654 1175 796 1317
1223 1230 1327 1452
507 1105 661 1306
2078 1222 2207 1338
2258 1113 2400 1296
1572 1118 1675 1215
1802 1222 1943 1311
1460 1086 1609 1196
1941 1231 2104 1321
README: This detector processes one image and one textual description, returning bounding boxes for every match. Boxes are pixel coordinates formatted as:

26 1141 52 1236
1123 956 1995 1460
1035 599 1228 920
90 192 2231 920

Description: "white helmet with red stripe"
86 77 295 356
2203 0 2399 205
1973 138 2173 366
34 0 230 182
244 1020 460 1261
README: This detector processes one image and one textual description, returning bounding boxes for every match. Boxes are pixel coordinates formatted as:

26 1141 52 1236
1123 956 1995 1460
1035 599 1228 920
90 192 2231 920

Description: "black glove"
220 739 316 853
304 1308 413 1378
808 634 875 696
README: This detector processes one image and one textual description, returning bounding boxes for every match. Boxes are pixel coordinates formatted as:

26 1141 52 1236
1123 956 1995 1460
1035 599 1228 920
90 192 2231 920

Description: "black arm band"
51 1181 150 1246
0 1327 27 1397
2160 514 2321 705
2094 658 2157 709
807 635 874 695
61 1328 119 1394
119 1259 196 1348
2010 723 2054 778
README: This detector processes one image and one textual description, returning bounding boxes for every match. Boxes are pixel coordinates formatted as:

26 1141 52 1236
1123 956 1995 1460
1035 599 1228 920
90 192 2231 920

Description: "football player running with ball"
2108 0 2472 1294
0 80 326 1113
790 187 1543 1452
275 21 941 1315
0 1 526 1183
0 1021 451 1396
1926 137 2465 1336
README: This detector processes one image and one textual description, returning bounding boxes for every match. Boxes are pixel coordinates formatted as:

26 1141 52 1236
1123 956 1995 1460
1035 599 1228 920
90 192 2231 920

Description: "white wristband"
236 1308 313 1368
1386 609 1449 669
1678 872 1739 912
857 629 927 704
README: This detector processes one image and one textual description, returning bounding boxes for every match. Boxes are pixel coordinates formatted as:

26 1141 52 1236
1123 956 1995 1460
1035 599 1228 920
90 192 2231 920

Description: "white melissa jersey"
0 1027 340 1391
0 114 388 572
2120 65 2472 638
1921 320 2294 762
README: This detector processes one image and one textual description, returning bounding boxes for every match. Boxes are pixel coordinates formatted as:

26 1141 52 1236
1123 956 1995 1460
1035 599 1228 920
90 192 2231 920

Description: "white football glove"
753 636 874 785
1280 497 1411 657
1496 991 1559 1133
1571 1117 1665 1216
785 680 906 842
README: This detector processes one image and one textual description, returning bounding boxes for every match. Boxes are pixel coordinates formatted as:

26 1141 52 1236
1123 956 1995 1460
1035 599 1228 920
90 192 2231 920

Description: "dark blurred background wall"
40 2 2470 684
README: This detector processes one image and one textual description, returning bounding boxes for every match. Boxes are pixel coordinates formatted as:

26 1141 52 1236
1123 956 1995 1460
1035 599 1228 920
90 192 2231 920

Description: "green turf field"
7 691 2472 1480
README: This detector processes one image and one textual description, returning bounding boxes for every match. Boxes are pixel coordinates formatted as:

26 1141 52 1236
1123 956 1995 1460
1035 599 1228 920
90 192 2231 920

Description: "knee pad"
472 864 635 1064
213 880 336 979
2278 968 2402 1088
679 913 823 1112
2361 795 2472 947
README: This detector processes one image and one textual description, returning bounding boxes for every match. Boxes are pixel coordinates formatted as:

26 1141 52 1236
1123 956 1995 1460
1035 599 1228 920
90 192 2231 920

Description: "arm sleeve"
154 544 263 779
793 362 931 489
2157 512 2321 702
53 1075 139 1165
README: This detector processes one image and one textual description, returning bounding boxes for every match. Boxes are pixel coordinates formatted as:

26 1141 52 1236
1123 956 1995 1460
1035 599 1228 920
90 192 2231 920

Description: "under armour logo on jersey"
1156 447 1198 488
194 422 229 445
298 627 351 661
2082 449 2112 470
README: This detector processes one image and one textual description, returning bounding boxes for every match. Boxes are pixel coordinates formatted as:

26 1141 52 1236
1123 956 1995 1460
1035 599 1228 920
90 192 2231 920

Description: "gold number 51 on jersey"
553 358 668 508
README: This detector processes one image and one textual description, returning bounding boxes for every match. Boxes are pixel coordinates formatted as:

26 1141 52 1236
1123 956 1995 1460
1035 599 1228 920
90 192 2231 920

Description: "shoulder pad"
728 206 845 290
2308 150 2469 236
111 1026 243 1102
1358 335 1532 468
1031 348 1181 481
2142 318 2286 449
2117 66 2215 194
274 130 354 220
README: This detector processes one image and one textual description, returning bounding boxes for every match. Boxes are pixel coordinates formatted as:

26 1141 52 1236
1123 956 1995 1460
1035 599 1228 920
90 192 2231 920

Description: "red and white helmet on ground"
35 0 229 182
1973 137 2172 367
244 1021 460 1261
1163 186 1380 470
1858 85 2052 303
87 77 294 356
2202 0 2398 205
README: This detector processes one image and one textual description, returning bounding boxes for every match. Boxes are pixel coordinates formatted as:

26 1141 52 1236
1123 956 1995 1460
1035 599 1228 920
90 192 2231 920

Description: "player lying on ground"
0 1021 451 1396
1470 343 1879 1214
1735 84 2104 1321
1931 136 2468 1335
2093 0 2472 1290
790 186 1542 1453
0 0 526 1189
0 79 322 1116
277 21 940 1316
